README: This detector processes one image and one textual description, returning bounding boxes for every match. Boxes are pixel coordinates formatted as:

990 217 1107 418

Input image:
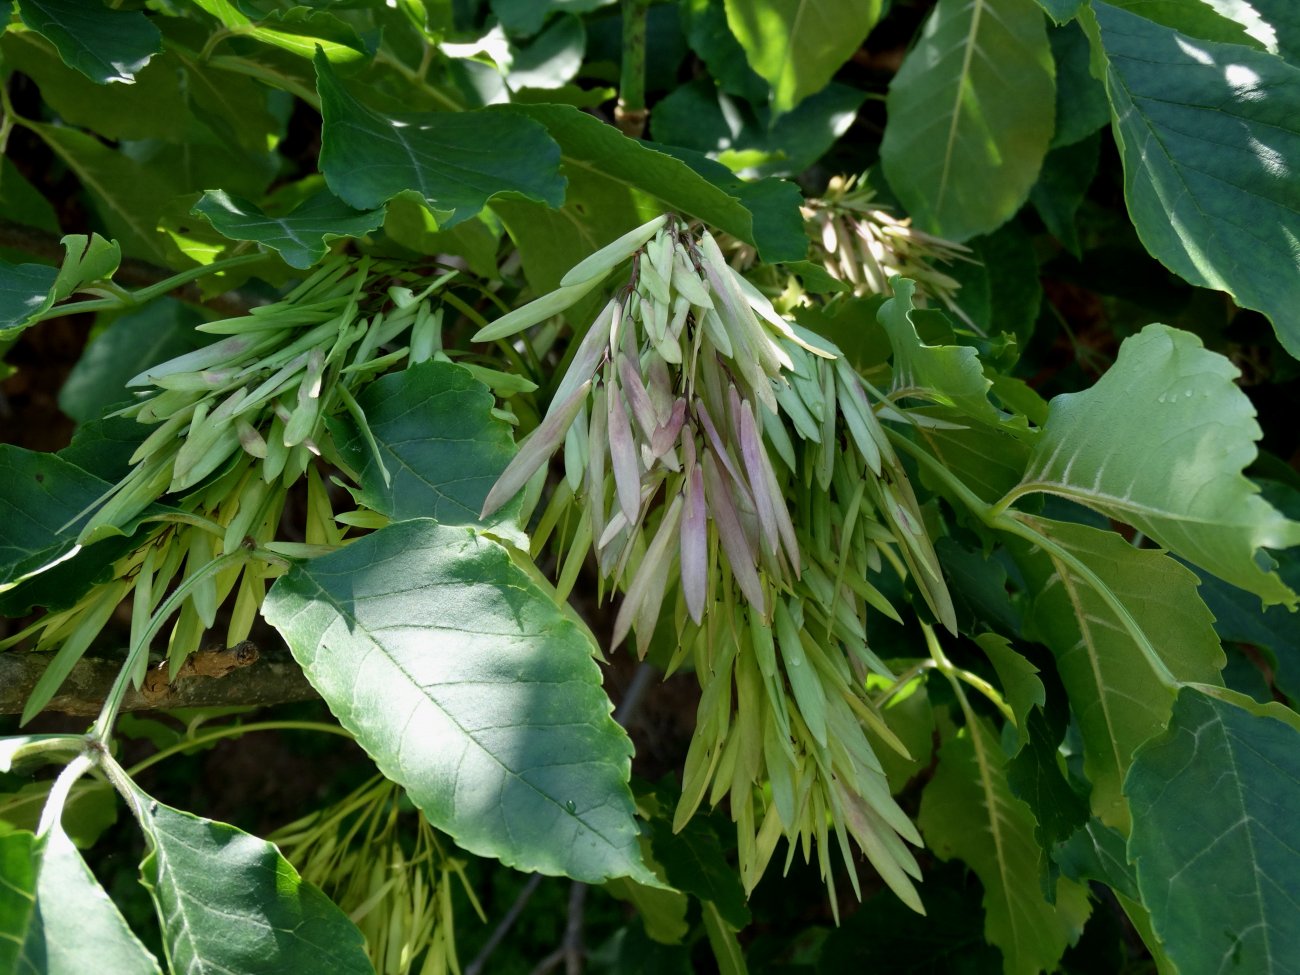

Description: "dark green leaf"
1125 689 1300 975
1048 23 1110 148
0 159 59 235
1031 133 1100 258
490 0 615 36
680 0 768 103
1053 819 1138 901
651 820 749 929
1011 323 1300 606
337 361 518 531
1251 0 1300 64
130 786 371 974
30 123 181 265
882 0 1056 241
1034 0 1085 22
0 262 58 340
0 446 112 588
1006 707 1090 860
920 714 1091 975
381 197 502 277
316 52 565 226
15 0 161 84
977 634 1045 751
262 519 658 886
193 190 385 269
1088 3 1300 359
722 0 882 115
0 33 186 141
947 219 1043 346
59 301 206 424
493 104 805 291
1103 0 1265 47
649 78 864 179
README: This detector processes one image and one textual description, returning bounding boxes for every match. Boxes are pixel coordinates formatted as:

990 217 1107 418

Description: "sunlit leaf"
131 786 371 974
722 0 882 116
1087 3 1300 359
882 0 1055 241
263 519 659 886
1008 323 1300 606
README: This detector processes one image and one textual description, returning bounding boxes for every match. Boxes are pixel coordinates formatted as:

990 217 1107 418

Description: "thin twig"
465 873 546 975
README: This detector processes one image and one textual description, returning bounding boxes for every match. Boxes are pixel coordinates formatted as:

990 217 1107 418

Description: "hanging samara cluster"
477 215 954 909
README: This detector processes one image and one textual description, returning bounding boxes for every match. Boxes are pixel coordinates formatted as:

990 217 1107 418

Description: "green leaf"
1053 819 1138 900
649 78 864 179
881 0 1056 241
1103 0 1265 47
1013 516 1225 827
1009 323 1300 606
879 279 1000 425
0 262 59 340
1006 707 1090 862
651 819 749 929
315 52 565 226
262 519 658 886
490 0 615 35
1088 3 1300 359
14 0 161 84
507 14 585 90
0 446 112 589
1048 23 1110 148
381 197 502 278
0 830 38 973
919 714 1091 975
192 189 385 269
945 219 1043 347
0 820 162 975
494 103 806 282
1030 132 1100 258
129 786 370 974
59 301 206 424
1125 688 1300 975
0 32 186 141
722 0 883 116
1034 0 1085 24
337 361 520 535
680 0 769 103
29 123 181 266
1250 0 1300 63
0 158 59 234
976 634 1045 752
701 900 748 975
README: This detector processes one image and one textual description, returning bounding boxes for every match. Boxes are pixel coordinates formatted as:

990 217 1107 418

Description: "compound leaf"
262 519 658 886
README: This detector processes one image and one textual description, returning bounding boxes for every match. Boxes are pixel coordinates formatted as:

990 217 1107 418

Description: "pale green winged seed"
558 214 667 288
472 277 602 342
480 378 592 518
613 495 683 651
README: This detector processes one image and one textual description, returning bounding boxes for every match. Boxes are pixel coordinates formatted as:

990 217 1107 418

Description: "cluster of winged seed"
477 215 958 907
806 174 973 324
478 215 828 650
